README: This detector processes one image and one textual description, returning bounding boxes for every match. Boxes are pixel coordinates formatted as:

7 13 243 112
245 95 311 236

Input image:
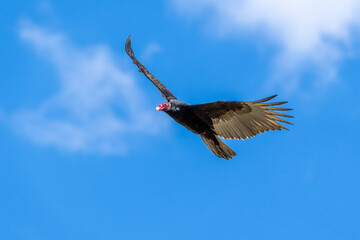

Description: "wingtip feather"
125 35 135 58
252 94 278 103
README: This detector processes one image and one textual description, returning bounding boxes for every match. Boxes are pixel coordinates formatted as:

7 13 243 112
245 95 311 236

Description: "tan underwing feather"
208 96 293 140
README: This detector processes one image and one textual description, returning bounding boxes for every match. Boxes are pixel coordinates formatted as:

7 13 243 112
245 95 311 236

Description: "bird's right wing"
125 35 177 102
190 95 294 140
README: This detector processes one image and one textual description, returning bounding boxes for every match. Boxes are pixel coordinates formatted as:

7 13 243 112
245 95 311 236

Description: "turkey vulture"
125 36 293 159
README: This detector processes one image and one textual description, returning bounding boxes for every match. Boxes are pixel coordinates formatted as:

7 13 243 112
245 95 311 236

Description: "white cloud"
141 42 162 61
172 0 360 92
14 20 164 154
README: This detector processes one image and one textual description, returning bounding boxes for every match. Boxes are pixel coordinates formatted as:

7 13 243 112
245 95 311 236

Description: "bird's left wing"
190 95 293 140
125 35 177 101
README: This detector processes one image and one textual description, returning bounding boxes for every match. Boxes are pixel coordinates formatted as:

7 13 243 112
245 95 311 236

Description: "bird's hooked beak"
156 106 161 111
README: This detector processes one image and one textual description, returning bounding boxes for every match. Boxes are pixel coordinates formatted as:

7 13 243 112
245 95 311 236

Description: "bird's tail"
201 135 236 160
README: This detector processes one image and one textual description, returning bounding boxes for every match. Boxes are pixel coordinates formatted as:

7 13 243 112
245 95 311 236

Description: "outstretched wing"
190 95 293 140
125 35 177 101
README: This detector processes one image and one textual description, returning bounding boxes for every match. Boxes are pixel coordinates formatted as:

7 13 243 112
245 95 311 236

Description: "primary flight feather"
125 35 293 159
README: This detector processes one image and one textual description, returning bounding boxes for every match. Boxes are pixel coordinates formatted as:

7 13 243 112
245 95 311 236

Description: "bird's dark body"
166 99 213 135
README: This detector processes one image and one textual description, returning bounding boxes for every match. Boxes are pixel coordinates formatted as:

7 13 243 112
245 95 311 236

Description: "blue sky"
1 0 360 239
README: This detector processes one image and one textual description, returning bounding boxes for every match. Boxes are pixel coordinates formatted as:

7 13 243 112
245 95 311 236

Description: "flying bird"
125 36 293 159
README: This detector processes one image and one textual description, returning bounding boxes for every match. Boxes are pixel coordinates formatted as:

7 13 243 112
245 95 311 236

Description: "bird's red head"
156 102 171 112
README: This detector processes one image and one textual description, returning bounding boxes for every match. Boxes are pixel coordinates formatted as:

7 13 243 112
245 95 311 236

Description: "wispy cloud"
141 42 162 61
13 20 164 154
172 0 360 93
